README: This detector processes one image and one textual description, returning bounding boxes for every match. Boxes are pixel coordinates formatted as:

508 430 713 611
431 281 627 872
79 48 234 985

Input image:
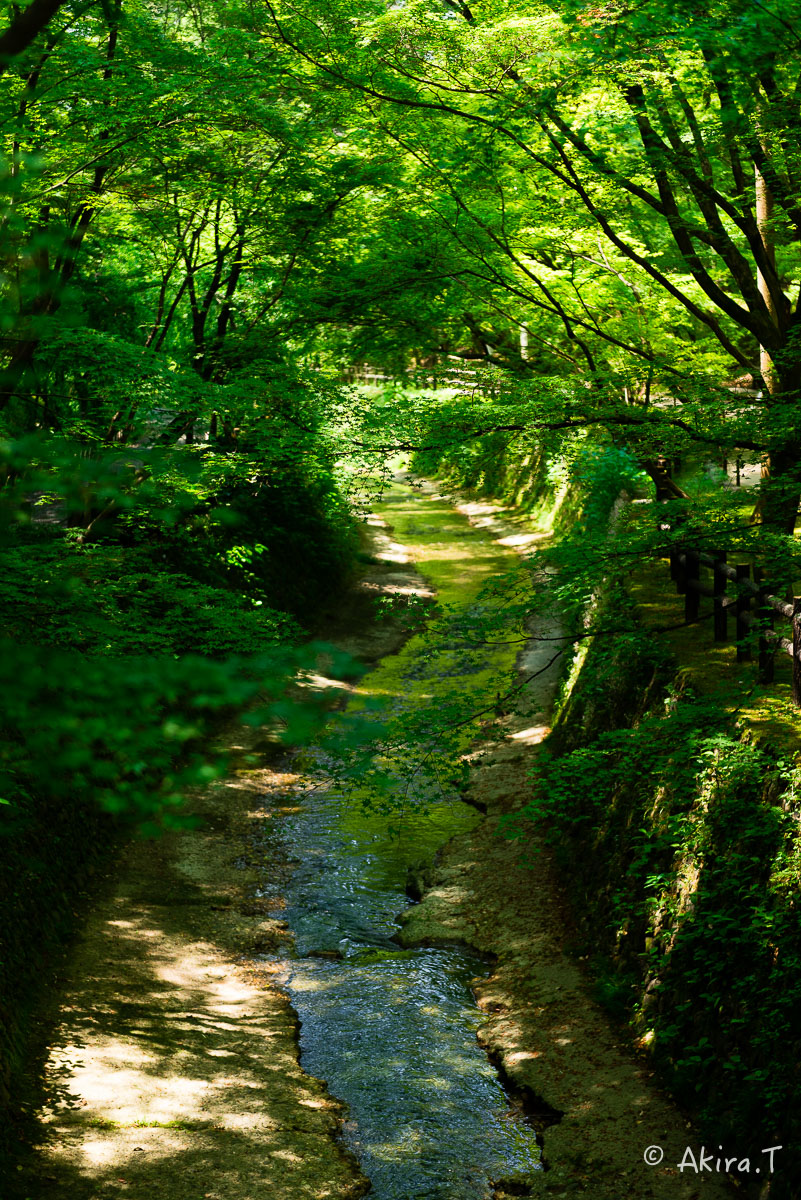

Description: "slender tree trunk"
756 167 778 395
0 3 122 419
756 166 776 509
750 168 800 532
0 0 67 76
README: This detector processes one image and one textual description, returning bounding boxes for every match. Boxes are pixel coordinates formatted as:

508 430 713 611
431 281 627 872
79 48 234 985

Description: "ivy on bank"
502 651 801 1192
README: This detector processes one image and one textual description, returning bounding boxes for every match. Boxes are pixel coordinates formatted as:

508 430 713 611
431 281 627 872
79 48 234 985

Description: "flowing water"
258 483 543 1199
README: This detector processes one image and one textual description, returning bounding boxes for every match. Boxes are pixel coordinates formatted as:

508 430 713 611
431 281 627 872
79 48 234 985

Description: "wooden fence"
670 547 801 705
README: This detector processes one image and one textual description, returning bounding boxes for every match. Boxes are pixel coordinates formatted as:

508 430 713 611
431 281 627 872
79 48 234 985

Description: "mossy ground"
367 477 523 692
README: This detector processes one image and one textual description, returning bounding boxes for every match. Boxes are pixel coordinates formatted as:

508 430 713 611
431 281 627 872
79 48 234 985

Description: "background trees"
0 0 381 821
4 0 799 861
0 1 369 1135
263 0 801 544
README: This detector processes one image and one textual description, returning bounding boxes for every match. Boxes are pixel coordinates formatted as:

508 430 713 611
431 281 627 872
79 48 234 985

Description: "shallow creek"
258 481 543 1199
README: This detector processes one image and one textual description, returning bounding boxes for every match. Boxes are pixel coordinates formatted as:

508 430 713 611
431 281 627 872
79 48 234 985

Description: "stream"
257 481 543 1199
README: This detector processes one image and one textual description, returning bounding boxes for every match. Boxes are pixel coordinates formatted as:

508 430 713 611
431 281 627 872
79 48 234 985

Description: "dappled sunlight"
33 864 363 1200
31 473 555 1200
509 724 549 746
506 1051 542 1066
367 514 413 565
334 483 532 803
46 936 289 1127
369 540 412 566
497 531 544 549
298 672 354 694
361 576 434 599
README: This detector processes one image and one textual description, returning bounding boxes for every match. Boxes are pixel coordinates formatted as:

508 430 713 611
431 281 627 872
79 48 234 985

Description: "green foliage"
2 0 801 1184
0 533 300 657
503 641 801 1186
570 445 648 531
0 640 337 834
0 409 362 842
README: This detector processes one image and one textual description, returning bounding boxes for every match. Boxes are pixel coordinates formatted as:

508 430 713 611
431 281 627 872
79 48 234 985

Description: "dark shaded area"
0 0 67 77
520 627 801 1200
0 792 119 1177
485 1048 565 1142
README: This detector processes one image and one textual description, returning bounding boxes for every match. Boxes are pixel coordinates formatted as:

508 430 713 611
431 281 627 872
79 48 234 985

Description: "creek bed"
260 482 543 1199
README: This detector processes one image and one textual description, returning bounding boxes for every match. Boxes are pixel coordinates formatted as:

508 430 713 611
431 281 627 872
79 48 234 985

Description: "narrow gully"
253 480 546 1200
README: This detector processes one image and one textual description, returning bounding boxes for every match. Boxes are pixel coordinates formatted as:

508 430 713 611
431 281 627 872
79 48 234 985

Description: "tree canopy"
256 0 800 523
3 0 801 1185
0 0 799 824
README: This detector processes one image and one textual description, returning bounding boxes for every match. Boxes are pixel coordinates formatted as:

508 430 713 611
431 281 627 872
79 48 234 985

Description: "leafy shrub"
503 652 801 1190
0 536 300 657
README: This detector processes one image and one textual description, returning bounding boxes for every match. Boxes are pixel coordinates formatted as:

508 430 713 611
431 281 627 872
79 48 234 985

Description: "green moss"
333 480 526 813
510 628 801 1199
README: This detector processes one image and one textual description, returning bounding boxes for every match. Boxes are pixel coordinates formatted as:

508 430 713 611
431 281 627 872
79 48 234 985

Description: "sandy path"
17 757 369 1200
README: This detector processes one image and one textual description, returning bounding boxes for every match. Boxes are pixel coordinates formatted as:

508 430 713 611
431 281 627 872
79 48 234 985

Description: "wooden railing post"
661 548 801 696
793 598 801 707
713 552 728 642
674 549 686 593
685 551 700 621
736 564 751 662
669 541 680 583
755 567 774 683
670 514 685 590
670 513 686 589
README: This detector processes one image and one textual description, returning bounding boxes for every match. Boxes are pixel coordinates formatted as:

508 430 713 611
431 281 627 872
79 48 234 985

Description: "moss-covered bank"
507 615 801 1199
411 418 800 1197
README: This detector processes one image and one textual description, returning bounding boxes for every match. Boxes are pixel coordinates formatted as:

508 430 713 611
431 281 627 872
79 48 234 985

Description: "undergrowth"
503 641 801 1198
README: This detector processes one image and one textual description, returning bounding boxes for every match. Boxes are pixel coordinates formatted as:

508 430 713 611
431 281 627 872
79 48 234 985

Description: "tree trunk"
750 169 799 530
0 0 67 77
753 431 801 535
756 167 778 396
643 458 689 502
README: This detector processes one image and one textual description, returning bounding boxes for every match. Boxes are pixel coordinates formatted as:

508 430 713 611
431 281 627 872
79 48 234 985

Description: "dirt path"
16 751 371 1200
